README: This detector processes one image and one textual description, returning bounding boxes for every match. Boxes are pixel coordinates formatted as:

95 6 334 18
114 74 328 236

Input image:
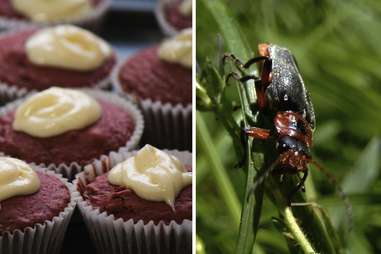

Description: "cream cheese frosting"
108 145 192 209
26 25 112 71
11 0 93 22
179 0 192 16
13 87 102 138
158 28 192 68
0 157 40 202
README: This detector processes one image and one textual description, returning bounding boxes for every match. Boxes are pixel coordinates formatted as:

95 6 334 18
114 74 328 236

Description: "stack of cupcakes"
0 3 193 253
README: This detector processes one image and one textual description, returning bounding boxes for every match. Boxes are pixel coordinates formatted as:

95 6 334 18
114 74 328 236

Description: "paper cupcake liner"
0 89 144 179
0 0 111 32
74 149 192 254
0 167 79 254
155 0 179 36
112 59 192 151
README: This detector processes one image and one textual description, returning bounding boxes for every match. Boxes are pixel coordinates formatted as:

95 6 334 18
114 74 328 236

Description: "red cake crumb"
0 0 102 20
164 0 192 30
0 28 115 90
0 99 135 166
119 46 191 105
81 165 192 224
0 171 70 233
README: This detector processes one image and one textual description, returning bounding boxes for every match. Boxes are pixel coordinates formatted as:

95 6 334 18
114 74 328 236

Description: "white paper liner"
155 0 179 36
112 59 192 151
74 149 192 254
0 167 79 254
0 89 144 179
0 0 111 32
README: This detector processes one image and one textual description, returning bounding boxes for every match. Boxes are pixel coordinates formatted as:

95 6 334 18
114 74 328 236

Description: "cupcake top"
158 28 192 68
81 146 192 223
13 87 102 138
0 25 115 90
108 145 192 208
0 157 70 233
0 88 136 167
11 0 93 22
118 29 192 105
26 25 112 71
0 157 40 202
0 0 101 22
164 0 192 31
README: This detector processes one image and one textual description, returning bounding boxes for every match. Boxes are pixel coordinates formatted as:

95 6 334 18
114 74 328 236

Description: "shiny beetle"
224 43 351 227
224 43 316 197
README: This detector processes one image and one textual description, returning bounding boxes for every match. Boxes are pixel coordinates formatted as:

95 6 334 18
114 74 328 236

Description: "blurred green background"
196 0 381 253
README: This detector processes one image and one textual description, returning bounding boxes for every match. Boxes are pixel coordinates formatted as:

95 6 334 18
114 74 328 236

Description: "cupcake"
0 25 116 102
0 87 144 178
0 0 110 31
76 145 192 254
156 0 192 36
0 156 78 254
113 29 192 150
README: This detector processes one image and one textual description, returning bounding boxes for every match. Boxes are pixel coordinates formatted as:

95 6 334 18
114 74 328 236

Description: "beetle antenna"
247 158 280 200
310 159 353 232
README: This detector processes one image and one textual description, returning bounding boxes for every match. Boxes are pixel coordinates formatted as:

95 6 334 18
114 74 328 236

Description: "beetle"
223 43 352 212
223 43 316 197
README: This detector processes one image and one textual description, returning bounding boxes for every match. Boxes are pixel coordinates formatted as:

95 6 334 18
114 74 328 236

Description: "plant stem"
283 207 315 254
197 112 241 227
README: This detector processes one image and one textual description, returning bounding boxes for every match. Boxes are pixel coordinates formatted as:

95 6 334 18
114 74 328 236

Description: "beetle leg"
244 127 271 139
224 53 269 70
223 53 245 71
242 56 269 69
287 171 308 205
226 72 258 85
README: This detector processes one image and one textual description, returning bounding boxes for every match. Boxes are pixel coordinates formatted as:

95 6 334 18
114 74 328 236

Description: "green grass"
196 0 381 253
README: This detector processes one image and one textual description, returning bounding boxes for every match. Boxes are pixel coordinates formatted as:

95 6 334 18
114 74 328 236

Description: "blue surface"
111 0 157 12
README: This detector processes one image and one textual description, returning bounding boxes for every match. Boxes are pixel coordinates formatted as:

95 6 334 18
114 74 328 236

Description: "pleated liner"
74 149 192 254
0 168 80 254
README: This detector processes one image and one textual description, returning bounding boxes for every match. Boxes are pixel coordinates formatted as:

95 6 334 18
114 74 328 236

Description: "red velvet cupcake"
113 29 192 150
156 0 192 36
0 0 110 31
0 88 144 178
75 145 192 253
0 157 78 254
0 25 116 102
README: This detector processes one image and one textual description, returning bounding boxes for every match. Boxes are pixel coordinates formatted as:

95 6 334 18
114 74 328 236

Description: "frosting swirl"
26 25 112 71
158 28 192 68
11 0 92 22
0 157 40 202
108 145 192 208
179 0 192 16
13 87 102 138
